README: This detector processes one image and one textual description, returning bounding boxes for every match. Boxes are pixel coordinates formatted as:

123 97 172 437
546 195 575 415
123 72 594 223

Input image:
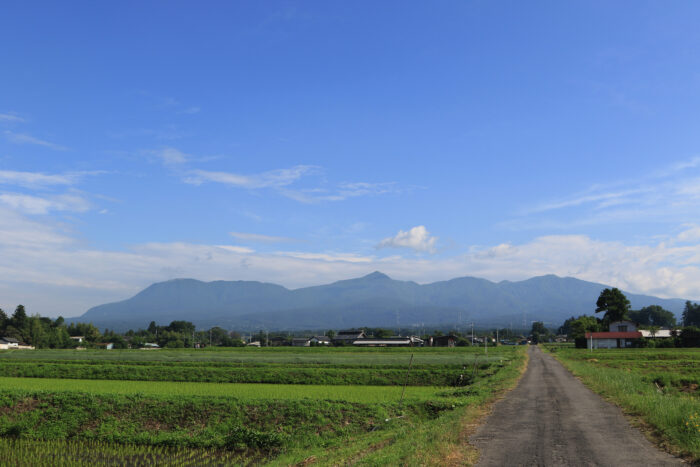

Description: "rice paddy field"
0 346 527 465
544 346 700 462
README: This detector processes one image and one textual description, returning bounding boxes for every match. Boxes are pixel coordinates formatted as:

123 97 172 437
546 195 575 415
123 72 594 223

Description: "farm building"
0 337 20 350
585 321 642 349
639 329 673 338
94 343 114 350
429 335 457 347
584 331 642 349
292 338 311 347
332 330 366 345
609 320 637 332
269 336 288 346
585 320 675 349
353 336 424 347
309 336 331 345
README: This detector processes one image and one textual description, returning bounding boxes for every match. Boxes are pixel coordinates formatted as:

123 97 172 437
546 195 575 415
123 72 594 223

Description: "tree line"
0 305 246 349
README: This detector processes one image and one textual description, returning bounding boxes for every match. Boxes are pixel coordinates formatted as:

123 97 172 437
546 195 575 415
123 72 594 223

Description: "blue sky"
2 1 700 317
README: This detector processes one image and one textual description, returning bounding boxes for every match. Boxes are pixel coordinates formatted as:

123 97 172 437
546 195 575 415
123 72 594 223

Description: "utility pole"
471 323 474 345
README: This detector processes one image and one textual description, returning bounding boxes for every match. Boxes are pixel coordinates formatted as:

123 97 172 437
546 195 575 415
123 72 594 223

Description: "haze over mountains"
72 272 687 332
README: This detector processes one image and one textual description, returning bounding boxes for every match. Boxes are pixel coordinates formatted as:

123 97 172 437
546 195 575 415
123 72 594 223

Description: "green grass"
0 346 527 464
0 438 245 466
0 347 515 386
0 360 497 386
0 376 443 402
544 346 700 462
0 346 506 365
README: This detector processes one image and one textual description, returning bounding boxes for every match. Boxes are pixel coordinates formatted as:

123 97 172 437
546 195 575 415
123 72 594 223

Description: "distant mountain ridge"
72 272 688 331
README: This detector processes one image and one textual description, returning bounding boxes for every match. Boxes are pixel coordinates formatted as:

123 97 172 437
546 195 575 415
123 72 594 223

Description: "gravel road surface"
470 346 683 466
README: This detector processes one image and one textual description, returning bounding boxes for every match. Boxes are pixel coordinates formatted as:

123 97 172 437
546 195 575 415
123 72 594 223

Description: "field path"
470 346 683 466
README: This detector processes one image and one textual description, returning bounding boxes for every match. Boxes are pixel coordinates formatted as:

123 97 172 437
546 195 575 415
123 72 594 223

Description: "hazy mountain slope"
72 272 688 331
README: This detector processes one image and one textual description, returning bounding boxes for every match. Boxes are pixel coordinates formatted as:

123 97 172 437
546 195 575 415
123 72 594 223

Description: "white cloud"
0 207 74 248
157 147 402 203
155 147 190 165
215 245 255 254
516 156 700 228
0 170 74 188
275 251 374 263
281 181 401 203
668 156 700 173
4 131 68 151
0 170 103 189
528 188 648 214
184 166 317 189
0 113 25 123
677 225 700 243
0 193 90 214
377 225 438 253
230 232 296 243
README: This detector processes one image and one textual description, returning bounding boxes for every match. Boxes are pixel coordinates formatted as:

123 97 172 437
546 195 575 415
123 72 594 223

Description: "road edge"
456 346 531 466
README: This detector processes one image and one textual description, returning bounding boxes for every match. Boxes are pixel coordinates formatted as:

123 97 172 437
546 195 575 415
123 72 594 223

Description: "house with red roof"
585 320 642 349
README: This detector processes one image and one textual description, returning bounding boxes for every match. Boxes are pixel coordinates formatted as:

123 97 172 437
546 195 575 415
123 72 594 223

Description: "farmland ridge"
71 272 687 331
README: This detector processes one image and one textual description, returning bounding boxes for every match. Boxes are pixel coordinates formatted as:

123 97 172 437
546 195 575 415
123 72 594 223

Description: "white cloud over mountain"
377 226 438 253
5 206 699 319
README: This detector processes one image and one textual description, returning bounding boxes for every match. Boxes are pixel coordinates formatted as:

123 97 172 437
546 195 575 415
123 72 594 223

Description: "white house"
608 320 638 332
309 336 331 345
353 336 424 347
0 337 20 349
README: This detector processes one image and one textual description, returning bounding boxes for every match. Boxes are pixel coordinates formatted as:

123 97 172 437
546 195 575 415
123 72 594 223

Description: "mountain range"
70 272 688 332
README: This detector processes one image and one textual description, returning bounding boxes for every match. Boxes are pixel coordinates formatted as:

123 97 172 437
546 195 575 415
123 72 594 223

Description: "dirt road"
470 346 683 466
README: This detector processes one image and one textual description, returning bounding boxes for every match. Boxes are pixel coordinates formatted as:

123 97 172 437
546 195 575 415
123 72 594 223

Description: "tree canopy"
595 288 630 323
529 321 549 343
628 305 676 328
683 301 700 327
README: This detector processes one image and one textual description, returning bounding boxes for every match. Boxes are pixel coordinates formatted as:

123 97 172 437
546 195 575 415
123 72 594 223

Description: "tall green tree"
530 321 548 343
0 308 8 333
28 316 46 348
11 305 28 331
595 288 630 324
682 301 700 327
